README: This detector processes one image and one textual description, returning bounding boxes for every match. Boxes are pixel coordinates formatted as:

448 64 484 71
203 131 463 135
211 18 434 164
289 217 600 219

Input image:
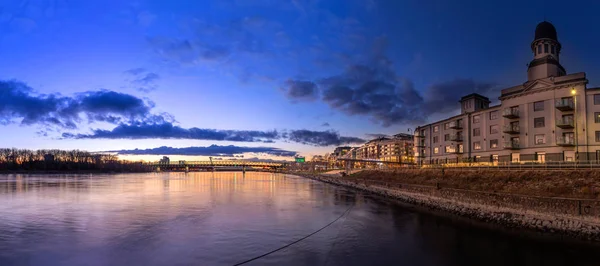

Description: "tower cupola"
527 21 566 81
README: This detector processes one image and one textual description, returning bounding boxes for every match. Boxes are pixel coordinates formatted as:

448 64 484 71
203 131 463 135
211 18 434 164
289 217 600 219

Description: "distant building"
43 154 55 163
159 156 170 165
415 21 599 165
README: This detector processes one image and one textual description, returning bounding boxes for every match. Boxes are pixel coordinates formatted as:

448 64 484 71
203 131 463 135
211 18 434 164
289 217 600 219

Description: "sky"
1 0 600 162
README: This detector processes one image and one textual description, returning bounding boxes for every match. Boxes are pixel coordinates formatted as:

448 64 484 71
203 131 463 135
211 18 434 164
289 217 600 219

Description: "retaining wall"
297 173 600 241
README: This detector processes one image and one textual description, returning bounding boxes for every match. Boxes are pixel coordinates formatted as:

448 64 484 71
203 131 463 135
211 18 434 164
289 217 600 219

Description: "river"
0 172 599 266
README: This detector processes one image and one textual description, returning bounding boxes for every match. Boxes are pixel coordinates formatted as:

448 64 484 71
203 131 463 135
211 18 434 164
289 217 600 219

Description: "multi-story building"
351 134 414 162
415 21 600 164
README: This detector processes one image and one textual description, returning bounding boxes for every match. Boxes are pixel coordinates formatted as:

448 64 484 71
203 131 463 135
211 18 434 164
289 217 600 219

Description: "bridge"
149 160 287 172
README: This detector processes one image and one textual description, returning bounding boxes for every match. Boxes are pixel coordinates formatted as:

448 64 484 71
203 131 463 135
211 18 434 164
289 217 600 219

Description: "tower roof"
534 21 558 41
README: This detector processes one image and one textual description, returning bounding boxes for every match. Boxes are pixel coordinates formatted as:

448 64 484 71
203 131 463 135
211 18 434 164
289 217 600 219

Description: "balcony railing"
452 147 464 154
502 108 519 118
415 131 425 138
449 121 463 129
556 118 575 129
449 134 463 142
502 125 520 134
416 142 426 147
503 141 520 149
555 98 574 111
556 136 575 146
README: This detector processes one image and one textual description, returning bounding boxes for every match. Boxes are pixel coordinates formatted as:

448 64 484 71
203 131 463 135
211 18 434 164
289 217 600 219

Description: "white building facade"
415 21 600 164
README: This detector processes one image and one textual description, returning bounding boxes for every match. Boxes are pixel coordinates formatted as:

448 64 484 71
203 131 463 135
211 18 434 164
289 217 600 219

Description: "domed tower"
527 21 566 81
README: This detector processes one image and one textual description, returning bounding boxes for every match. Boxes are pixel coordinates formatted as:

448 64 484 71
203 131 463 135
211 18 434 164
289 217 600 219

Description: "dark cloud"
283 37 497 127
110 145 296 157
283 79 318 101
285 129 365 146
63 122 278 142
0 80 162 129
321 122 330 127
62 122 364 147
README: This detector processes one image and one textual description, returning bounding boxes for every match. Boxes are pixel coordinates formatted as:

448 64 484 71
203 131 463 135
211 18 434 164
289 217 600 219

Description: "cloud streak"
110 145 297 157
63 122 365 147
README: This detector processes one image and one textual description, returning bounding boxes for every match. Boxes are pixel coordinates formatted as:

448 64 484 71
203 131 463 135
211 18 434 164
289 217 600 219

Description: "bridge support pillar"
155 166 161 172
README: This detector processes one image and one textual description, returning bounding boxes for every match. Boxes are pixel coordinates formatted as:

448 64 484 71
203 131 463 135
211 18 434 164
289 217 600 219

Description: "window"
445 145 455 153
444 134 450 141
473 141 481 150
492 154 499 162
544 43 548 53
595 112 600 123
533 101 544 111
551 45 555 54
596 131 600 142
538 45 542 54
433 136 439 143
490 125 499 134
473 128 481 136
489 111 498 120
535 134 546 145
433 125 439 132
534 117 545 128
490 139 498 148
595 94 600 105
473 115 480 124
434 147 439 154
444 123 450 130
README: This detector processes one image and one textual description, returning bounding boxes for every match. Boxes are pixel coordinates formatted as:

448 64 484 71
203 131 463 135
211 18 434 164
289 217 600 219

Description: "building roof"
535 21 558 41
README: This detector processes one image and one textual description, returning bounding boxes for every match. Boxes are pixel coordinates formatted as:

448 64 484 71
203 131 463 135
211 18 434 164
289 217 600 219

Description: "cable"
232 204 354 266
323 205 352 266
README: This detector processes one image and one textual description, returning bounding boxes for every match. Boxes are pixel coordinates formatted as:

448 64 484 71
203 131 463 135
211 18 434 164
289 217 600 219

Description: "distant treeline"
0 148 150 172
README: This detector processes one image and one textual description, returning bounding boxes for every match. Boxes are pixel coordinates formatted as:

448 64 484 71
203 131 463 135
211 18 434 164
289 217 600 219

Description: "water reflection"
0 172 599 266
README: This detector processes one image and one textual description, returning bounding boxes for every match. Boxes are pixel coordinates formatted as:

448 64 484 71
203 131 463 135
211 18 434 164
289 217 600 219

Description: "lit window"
434 147 439 154
533 101 544 111
595 112 600 123
473 141 481 150
534 117 545 128
490 139 498 148
535 134 545 145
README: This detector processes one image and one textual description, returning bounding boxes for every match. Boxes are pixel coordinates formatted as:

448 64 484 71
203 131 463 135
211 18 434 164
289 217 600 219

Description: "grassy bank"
341 169 600 199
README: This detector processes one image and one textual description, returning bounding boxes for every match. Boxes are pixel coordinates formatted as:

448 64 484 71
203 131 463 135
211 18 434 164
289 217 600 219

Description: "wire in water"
232 204 354 266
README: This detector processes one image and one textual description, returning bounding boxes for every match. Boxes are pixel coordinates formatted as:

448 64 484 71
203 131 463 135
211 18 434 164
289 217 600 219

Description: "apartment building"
415 21 600 164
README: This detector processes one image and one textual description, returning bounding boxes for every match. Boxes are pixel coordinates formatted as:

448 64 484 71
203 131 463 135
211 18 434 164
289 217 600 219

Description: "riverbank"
292 170 600 241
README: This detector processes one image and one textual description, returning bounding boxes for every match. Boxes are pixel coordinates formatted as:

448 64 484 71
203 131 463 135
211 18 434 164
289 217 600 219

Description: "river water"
1 172 599 266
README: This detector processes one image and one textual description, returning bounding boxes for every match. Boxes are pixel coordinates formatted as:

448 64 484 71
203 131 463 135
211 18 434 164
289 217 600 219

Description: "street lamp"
572 88 578 161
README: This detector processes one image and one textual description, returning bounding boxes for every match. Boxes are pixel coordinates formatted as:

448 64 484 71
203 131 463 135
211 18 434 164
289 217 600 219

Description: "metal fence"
419 160 600 170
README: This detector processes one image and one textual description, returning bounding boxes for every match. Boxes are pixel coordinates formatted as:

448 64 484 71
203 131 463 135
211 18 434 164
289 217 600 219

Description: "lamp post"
572 88 578 161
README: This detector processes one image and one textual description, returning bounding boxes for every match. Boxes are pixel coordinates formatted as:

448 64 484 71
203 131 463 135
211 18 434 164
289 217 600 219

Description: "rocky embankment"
293 170 600 241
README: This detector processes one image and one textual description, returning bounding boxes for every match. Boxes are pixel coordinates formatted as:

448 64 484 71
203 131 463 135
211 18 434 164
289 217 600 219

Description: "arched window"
544 44 548 53
537 45 542 54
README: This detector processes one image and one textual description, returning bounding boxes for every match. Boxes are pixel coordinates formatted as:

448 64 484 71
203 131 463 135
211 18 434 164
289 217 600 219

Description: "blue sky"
1 0 599 161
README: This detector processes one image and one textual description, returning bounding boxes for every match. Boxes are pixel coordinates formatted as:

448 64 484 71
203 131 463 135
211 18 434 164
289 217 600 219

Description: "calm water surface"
1 172 600 266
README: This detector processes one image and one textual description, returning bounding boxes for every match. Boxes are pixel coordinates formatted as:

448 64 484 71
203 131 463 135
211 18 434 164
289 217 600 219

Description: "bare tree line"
0 148 150 172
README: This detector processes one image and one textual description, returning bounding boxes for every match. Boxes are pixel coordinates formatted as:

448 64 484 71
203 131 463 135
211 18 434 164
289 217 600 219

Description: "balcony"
502 108 519 119
452 148 464 154
415 131 425 138
555 98 574 111
556 118 575 129
449 121 463 129
503 141 520 150
416 142 426 147
556 136 575 146
449 134 463 142
502 125 520 134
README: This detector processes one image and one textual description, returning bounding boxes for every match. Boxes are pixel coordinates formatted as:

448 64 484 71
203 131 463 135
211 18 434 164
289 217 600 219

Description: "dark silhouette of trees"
0 148 150 172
